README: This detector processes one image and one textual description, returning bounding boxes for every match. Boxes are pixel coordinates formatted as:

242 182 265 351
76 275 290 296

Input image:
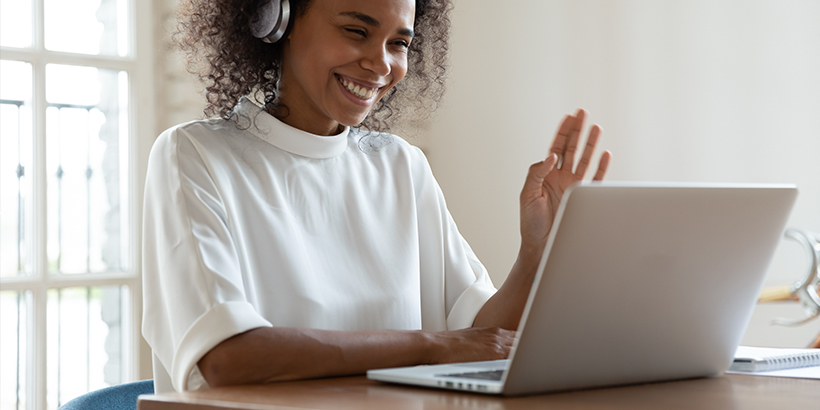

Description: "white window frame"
0 0 155 408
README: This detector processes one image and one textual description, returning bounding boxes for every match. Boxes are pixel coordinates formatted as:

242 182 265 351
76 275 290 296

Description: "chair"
58 379 154 410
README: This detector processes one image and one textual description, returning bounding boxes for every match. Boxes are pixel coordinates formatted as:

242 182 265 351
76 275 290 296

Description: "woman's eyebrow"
338 11 415 37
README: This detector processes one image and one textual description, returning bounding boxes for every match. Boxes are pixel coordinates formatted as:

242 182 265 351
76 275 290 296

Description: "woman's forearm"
198 323 516 388
473 245 542 330
198 327 432 387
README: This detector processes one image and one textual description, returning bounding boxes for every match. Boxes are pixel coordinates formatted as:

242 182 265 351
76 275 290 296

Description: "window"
0 0 152 408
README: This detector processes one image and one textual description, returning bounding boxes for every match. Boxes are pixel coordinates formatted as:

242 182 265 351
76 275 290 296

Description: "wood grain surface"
138 373 820 410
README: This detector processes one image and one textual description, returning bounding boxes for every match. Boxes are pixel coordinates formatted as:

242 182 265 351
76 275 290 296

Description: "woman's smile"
336 74 383 103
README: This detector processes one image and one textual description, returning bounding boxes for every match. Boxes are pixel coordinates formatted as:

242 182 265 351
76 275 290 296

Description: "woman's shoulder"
155 117 240 147
152 117 259 162
348 129 435 187
148 118 248 175
349 128 427 162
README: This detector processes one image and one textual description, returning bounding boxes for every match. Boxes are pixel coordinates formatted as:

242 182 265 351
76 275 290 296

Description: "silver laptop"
368 182 797 396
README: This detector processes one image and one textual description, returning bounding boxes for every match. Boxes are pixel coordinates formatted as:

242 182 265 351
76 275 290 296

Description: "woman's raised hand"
473 110 612 331
518 110 611 259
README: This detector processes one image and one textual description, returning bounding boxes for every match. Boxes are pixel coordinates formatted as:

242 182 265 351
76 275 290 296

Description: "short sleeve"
141 126 271 393
411 147 497 331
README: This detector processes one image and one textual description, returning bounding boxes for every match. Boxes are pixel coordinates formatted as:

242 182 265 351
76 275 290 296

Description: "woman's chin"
329 91 384 129
334 112 372 129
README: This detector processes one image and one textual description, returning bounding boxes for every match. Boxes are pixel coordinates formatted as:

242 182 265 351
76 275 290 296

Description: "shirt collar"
235 97 349 159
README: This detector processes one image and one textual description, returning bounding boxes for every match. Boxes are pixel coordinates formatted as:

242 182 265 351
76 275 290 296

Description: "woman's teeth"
339 76 377 99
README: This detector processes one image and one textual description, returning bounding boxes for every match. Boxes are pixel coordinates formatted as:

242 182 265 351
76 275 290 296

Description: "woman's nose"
360 45 391 77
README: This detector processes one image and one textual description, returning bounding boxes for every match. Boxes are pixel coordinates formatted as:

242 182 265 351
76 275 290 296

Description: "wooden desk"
138 374 820 410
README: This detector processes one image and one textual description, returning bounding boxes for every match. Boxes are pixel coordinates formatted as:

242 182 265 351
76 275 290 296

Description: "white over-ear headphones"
250 0 291 44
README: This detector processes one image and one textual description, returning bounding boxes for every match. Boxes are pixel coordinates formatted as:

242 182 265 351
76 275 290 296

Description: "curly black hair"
175 0 452 134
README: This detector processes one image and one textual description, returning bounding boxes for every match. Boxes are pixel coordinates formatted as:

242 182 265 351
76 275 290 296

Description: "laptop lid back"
502 182 797 396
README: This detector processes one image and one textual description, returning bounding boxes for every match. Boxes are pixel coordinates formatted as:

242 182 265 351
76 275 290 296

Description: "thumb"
521 154 558 199
524 154 558 191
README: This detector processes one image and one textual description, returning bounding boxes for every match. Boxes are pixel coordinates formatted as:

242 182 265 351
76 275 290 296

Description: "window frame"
0 0 155 407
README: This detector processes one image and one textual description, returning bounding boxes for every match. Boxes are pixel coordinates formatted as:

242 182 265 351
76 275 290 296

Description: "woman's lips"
336 74 381 100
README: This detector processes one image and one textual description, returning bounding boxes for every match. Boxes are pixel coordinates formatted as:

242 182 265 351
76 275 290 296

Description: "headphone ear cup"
250 0 291 43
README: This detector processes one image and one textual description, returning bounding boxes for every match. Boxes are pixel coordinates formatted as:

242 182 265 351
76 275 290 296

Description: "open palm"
519 110 611 255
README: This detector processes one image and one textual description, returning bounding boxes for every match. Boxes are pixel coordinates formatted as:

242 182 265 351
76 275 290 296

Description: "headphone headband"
250 0 291 44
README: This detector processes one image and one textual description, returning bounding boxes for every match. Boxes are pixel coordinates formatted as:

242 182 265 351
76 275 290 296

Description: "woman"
142 0 611 393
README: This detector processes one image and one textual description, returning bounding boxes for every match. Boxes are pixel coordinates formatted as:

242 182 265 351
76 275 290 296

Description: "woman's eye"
345 28 366 37
390 40 410 51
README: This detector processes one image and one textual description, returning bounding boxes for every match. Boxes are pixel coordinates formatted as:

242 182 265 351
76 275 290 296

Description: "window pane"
47 285 130 409
44 0 130 56
1 61 34 277
46 64 129 274
0 0 32 48
0 290 31 410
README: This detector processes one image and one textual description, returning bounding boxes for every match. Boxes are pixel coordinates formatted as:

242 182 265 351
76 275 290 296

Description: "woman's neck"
267 104 343 137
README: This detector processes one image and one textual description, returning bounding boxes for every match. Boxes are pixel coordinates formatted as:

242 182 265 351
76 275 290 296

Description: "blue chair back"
59 379 154 410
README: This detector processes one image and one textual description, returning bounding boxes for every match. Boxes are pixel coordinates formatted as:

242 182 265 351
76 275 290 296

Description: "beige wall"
429 0 820 347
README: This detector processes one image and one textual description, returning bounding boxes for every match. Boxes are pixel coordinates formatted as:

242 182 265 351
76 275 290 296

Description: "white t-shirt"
142 98 497 393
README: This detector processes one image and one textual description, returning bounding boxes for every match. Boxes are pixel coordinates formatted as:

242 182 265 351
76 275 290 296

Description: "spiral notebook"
730 346 820 372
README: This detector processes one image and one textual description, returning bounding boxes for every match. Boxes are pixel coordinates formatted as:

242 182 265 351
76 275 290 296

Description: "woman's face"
278 0 415 136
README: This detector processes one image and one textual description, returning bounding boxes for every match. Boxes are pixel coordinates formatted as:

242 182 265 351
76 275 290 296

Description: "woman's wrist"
516 242 544 275
415 330 440 365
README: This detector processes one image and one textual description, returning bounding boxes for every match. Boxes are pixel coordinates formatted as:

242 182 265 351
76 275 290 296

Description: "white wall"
428 0 820 347
152 0 205 133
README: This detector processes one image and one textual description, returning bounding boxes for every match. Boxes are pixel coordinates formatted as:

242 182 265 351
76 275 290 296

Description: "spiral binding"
758 350 820 372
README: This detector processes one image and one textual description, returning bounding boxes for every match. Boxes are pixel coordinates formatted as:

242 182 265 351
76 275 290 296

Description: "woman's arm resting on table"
474 109 612 330
198 325 515 387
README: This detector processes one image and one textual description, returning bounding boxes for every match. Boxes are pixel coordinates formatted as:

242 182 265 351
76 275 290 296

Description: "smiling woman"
175 0 450 134
142 0 610 396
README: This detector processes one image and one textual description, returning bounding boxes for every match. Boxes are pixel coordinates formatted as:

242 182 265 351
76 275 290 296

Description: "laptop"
368 182 797 396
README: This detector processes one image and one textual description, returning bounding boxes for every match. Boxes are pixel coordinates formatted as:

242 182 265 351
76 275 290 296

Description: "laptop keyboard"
439 370 504 381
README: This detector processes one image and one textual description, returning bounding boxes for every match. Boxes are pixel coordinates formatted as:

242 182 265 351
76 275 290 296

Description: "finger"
574 125 601 178
561 109 586 171
503 332 516 346
520 155 558 204
521 154 558 198
592 151 612 181
549 115 575 164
